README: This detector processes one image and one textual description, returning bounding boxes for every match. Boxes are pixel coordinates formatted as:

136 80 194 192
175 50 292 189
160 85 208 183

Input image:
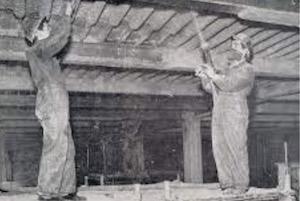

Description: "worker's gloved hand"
195 68 206 78
196 64 215 78
201 42 210 51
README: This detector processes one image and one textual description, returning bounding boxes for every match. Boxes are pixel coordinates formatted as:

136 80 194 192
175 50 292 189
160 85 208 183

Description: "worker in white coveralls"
196 33 255 194
22 0 84 200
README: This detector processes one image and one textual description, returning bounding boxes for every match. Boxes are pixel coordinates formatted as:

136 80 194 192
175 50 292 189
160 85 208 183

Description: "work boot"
62 193 87 201
38 195 62 201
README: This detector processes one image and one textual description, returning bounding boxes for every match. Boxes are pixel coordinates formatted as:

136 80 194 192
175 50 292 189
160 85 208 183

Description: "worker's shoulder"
242 62 255 78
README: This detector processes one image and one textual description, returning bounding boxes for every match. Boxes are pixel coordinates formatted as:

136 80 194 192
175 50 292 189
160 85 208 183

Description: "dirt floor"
0 183 288 201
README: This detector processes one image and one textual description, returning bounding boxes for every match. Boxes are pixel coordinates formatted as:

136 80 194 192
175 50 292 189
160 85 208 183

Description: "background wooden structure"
0 0 298 189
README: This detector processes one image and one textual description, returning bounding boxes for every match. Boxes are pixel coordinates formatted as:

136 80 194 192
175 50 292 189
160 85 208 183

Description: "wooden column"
122 120 145 178
0 132 6 185
182 111 203 183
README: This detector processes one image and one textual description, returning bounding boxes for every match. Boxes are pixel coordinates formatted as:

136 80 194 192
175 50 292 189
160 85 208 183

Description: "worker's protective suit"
25 14 76 198
201 59 255 192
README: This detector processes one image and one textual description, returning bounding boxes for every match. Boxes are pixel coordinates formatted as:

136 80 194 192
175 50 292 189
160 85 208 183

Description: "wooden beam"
0 64 202 96
249 121 299 129
249 127 299 135
132 0 300 27
0 93 207 111
250 59 299 79
255 102 299 115
255 80 300 102
251 114 299 122
237 6 299 27
0 107 189 123
271 94 299 102
0 37 298 79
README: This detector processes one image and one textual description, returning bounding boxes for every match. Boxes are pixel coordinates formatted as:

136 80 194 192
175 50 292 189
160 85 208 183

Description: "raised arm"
201 75 213 93
211 65 255 92
31 15 71 59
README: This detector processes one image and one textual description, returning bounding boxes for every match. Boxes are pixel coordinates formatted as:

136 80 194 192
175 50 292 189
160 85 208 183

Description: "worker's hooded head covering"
22 12 44 44
231 33 254 63
22 0 51 44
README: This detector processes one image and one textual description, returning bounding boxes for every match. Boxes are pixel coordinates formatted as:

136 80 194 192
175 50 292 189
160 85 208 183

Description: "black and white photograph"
0 0 299 200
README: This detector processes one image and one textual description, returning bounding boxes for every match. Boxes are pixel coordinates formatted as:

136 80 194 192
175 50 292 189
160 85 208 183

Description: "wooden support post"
182 111 203 183
122 120 144 178
164 181 171 200
0 132 6 186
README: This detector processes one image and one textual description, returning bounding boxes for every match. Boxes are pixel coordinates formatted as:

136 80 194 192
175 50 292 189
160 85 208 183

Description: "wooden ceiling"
0 0 298 136
1 0 299 60
69 0 299 61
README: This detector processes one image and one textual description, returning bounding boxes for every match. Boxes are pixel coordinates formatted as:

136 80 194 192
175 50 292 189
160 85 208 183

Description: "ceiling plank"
164 14 217 47
148 12 193 46
216 26 263 53
107 7 154 42
203 17 236 42
283 50 300 59
253 31 296 54
127 9 176 45
258 34 299 57
85 4 130 43
210 21 247 50
269 43 299 58
250 29 281 46
165 21 196 47
72 1 106 42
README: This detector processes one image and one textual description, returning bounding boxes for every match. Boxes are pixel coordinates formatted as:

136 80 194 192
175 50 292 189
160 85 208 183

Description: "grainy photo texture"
0 0 299 201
